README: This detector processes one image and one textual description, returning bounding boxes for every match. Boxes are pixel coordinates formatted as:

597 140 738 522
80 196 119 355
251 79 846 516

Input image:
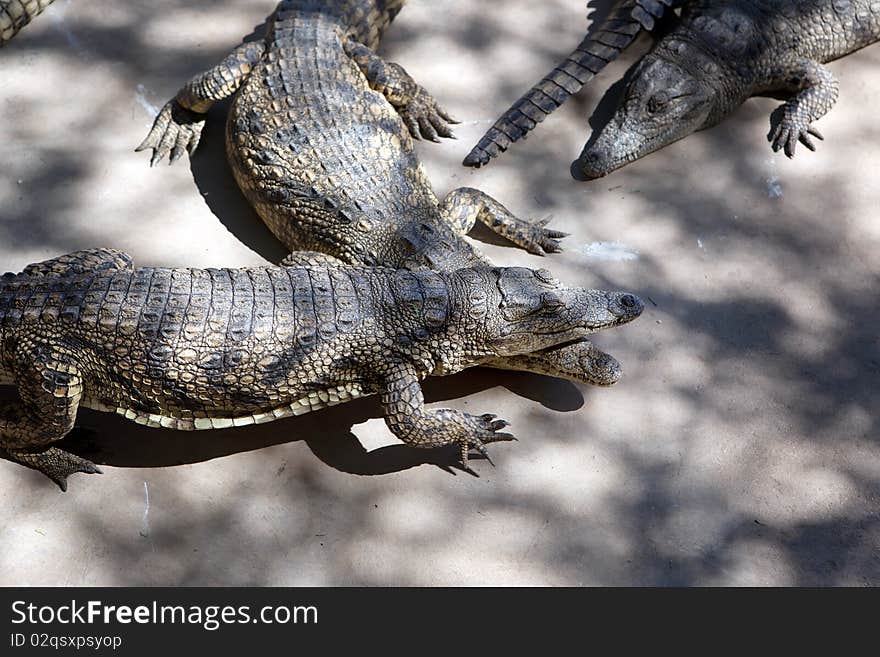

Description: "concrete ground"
0 0 878 586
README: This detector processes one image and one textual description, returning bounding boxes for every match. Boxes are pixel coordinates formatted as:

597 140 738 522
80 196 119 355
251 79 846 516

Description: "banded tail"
0 0 56 47
463 0 662 168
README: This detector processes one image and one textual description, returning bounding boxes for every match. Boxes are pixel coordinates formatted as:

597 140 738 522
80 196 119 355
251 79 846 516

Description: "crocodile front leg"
0 341 100 491
343 38 458 142
766 58 838 158
137 40 266 165
380 363 514 472
440 188 568 256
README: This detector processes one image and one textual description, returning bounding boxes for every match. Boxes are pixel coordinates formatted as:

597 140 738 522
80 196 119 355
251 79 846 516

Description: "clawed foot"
6 446 102 492
395 72 460 141
769 108 824 158
523 216 568 256
136 100 206 166
493 215 569 256
456 412 516 474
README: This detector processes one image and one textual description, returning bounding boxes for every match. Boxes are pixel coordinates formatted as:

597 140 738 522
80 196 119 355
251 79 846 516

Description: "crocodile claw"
768 108 824 158
457 412 516 472
401 87 459 142
522 217 568 256
136 100 206 166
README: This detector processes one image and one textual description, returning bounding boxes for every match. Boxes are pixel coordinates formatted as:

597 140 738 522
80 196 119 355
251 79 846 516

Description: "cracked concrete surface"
0 0 878 586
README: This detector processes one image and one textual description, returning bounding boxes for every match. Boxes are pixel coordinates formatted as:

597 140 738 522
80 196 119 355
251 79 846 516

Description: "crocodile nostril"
621 294 638 309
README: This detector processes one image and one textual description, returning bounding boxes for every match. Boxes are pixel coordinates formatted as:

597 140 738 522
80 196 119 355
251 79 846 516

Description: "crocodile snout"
579 148 610 180
620 294 640 310
609 292 644 321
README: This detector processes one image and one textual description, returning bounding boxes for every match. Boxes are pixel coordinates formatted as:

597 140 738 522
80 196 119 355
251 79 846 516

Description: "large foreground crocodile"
465 0 880 177
0 249 644 489
0 0 55 46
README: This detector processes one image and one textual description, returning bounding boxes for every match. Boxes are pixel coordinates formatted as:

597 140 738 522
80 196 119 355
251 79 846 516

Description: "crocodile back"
228 0 442 266
679 0 880 66
0 266 387 418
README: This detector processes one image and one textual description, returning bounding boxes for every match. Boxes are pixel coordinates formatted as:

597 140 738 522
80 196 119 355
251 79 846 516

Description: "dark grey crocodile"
1 0 56 46
0 249 644 489
465 0 880 177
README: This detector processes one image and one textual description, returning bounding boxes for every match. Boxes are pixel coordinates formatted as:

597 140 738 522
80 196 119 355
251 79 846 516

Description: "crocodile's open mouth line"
509 321 623 338
532 336 592 354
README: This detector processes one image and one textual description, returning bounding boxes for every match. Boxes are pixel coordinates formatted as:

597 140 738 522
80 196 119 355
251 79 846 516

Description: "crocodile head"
457 267 643 362
485 339 624 386
579 53 714 179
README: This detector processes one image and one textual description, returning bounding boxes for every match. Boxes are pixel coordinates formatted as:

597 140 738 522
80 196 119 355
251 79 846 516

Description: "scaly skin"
0 250 644 489
0 0 56 46
137 1 623 388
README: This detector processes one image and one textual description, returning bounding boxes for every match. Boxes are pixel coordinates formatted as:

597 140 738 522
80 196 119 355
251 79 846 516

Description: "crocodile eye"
540 293 564 312
647 92 670 114
535 268 556 284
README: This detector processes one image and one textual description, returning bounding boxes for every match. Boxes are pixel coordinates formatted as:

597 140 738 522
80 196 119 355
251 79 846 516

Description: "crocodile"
137 0 568 270
465 0 880 177
0 0 56 46
0 249 644 490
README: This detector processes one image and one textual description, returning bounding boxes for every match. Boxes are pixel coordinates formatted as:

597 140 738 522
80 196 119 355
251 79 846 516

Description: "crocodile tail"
0 0 57 47
463 1 646 168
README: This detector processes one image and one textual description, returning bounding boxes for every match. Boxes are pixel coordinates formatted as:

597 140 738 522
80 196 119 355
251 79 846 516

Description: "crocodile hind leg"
440 187 568 256
767 58 838 158
380 363 515 473
343 38 458 142
137 40 267 165
0 341 99 491
21 248 134 277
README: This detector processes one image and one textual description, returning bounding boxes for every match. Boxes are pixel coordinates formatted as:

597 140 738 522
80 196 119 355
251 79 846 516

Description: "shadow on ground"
0 0 877 586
